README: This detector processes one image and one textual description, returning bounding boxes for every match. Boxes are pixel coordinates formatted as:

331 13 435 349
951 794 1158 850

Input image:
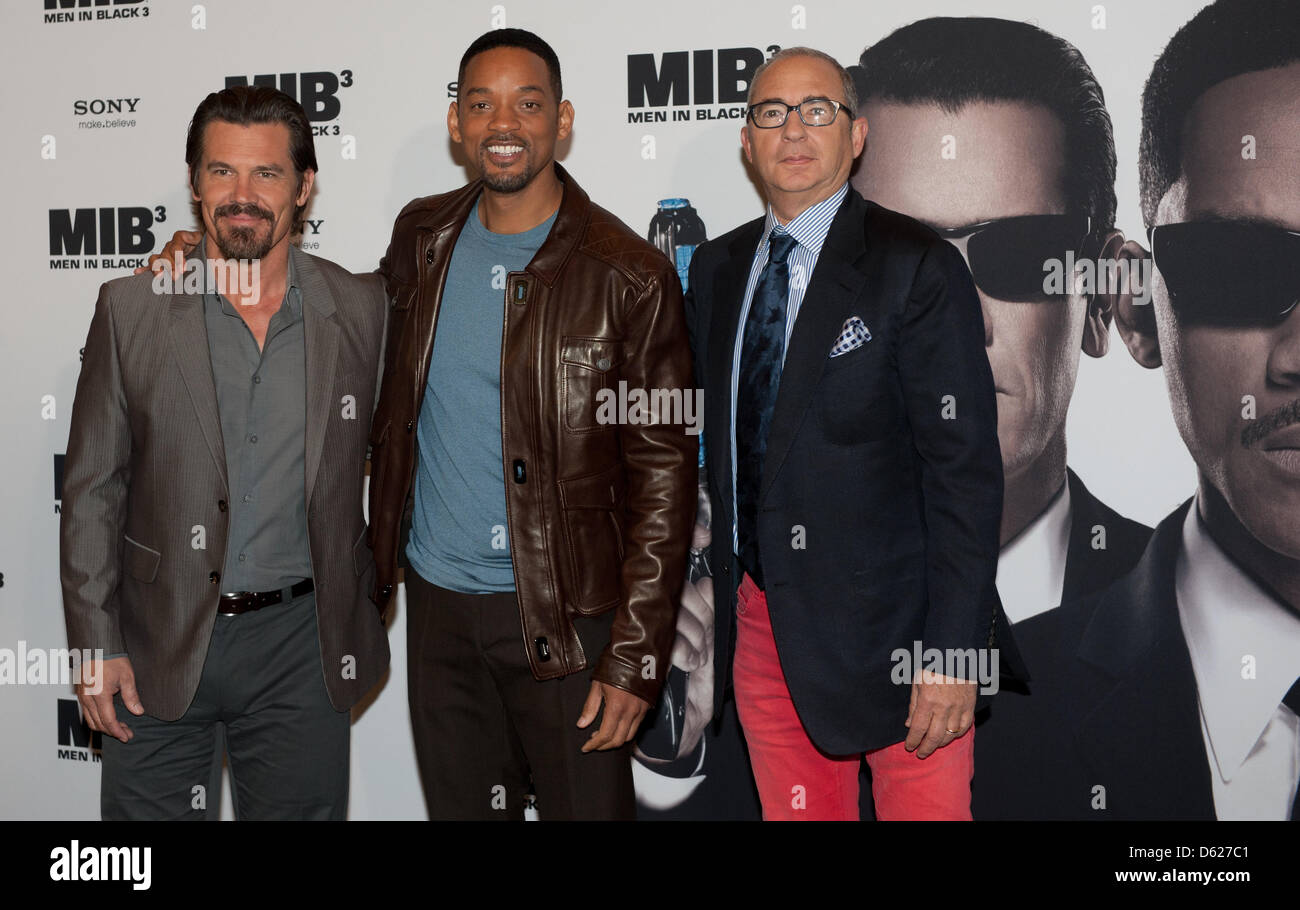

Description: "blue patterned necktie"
736 229 798 588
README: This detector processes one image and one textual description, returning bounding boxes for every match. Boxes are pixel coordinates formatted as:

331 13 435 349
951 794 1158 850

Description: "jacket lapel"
761 189 870 501
296 245 340 508
167 248 227 490
1073 498 1217 818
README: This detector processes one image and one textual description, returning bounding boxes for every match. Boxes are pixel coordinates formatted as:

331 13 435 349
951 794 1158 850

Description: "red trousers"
733 572 974 820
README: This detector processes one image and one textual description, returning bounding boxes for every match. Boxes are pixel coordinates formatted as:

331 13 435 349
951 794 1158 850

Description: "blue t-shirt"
405 198 558 592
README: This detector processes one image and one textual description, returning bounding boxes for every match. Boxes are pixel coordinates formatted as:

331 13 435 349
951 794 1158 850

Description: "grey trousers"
100 591 350 820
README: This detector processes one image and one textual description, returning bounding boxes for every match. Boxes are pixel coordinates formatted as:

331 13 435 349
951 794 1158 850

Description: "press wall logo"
43 0 150 24
56 697 103 762
299 217 325 251
49 205 166 270
73 96 140 131
225 71 354 135
626 45 780 123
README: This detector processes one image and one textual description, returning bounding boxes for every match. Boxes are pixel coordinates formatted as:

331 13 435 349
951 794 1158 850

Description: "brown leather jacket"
367 164 696 704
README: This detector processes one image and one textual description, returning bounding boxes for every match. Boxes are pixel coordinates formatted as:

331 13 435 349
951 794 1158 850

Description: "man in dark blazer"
60 87 389 819
685 47 1017 820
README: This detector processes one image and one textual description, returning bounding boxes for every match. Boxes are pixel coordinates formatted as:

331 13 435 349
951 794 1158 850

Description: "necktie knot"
768 230 797 266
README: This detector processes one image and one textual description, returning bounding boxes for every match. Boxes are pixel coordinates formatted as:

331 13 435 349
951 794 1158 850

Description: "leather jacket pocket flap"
558 463 626 510
561 336 624 373
123 534 160 584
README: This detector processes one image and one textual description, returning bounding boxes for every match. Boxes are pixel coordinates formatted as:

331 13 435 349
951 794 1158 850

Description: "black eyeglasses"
930 214 1092 302
746 98 850 129
1148 220 1300 328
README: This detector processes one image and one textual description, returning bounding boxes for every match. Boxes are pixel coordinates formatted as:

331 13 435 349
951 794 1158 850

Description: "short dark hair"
1139 0 1300 229
185 85 318 223
457 28 563 102
850 17 1117 235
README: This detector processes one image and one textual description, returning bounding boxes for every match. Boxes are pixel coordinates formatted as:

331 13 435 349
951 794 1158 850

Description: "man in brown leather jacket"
367 29 696 819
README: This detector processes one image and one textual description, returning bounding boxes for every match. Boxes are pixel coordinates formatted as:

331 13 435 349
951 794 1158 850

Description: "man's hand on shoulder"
133 229 202 276
76 656 144 744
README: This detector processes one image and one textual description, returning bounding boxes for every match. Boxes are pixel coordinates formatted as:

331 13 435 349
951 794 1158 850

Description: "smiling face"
450 46 573 194
855 100 1091 481
191 120 311 261
741 54 866 221
1144 63 1300 557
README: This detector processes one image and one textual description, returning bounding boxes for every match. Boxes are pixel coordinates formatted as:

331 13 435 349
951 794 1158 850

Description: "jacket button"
217 499 227 512
381 584 393 597
512 459 526 483
209 571 220 585
534 637 551 661
406 420 415 432
596 357 611 371
425 248 435 264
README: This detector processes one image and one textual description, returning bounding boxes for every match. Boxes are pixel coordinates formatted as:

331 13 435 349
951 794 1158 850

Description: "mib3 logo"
298 217 325 251
73 96 140 131
627 45 780 123
57 697 103 762
225 71 354 135
49 205 165 271
43 0 149 24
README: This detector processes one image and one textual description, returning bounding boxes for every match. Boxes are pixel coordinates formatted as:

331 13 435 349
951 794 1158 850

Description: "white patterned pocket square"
829 316 872 357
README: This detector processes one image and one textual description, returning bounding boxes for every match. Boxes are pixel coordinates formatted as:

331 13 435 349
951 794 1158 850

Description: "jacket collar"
414 161 590 289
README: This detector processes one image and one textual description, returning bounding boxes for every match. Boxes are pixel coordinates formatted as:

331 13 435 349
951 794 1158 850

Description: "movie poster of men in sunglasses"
5 0 1296 823
847 0 1299 820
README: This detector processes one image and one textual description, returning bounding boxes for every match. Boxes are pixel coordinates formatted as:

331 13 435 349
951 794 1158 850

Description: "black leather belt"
218 578 314 615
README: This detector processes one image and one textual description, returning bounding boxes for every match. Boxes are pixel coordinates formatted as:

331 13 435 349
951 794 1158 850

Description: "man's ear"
447 102 461 144
1081 230 1123 359
1112 237 1162 369
296 168 316 207
557 99 574 142
740 124 752 165
850 115 868 158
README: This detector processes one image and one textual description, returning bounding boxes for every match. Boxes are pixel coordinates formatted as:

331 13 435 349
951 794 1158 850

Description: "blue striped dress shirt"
729 181 850 550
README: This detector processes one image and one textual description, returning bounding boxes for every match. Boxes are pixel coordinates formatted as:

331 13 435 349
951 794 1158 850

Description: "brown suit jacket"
60 244 390 721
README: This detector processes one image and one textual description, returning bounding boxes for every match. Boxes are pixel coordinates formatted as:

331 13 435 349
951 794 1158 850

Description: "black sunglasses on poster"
1148 220 1300 328
929 214 1092 302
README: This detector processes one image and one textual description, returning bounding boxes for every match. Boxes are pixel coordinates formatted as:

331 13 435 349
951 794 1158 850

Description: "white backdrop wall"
1 0 1215 819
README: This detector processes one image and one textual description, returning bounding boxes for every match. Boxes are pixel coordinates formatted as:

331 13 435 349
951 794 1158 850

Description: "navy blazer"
685 187 1019 754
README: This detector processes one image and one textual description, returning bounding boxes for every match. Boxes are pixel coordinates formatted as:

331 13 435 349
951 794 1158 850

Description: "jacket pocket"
561 336 623 434
123 534 161 584
558 463 627 615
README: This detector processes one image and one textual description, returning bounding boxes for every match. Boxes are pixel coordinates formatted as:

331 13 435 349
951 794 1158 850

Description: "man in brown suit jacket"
59 86 388 820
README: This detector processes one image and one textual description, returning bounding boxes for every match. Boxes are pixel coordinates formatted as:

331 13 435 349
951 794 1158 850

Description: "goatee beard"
214 224 273 261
